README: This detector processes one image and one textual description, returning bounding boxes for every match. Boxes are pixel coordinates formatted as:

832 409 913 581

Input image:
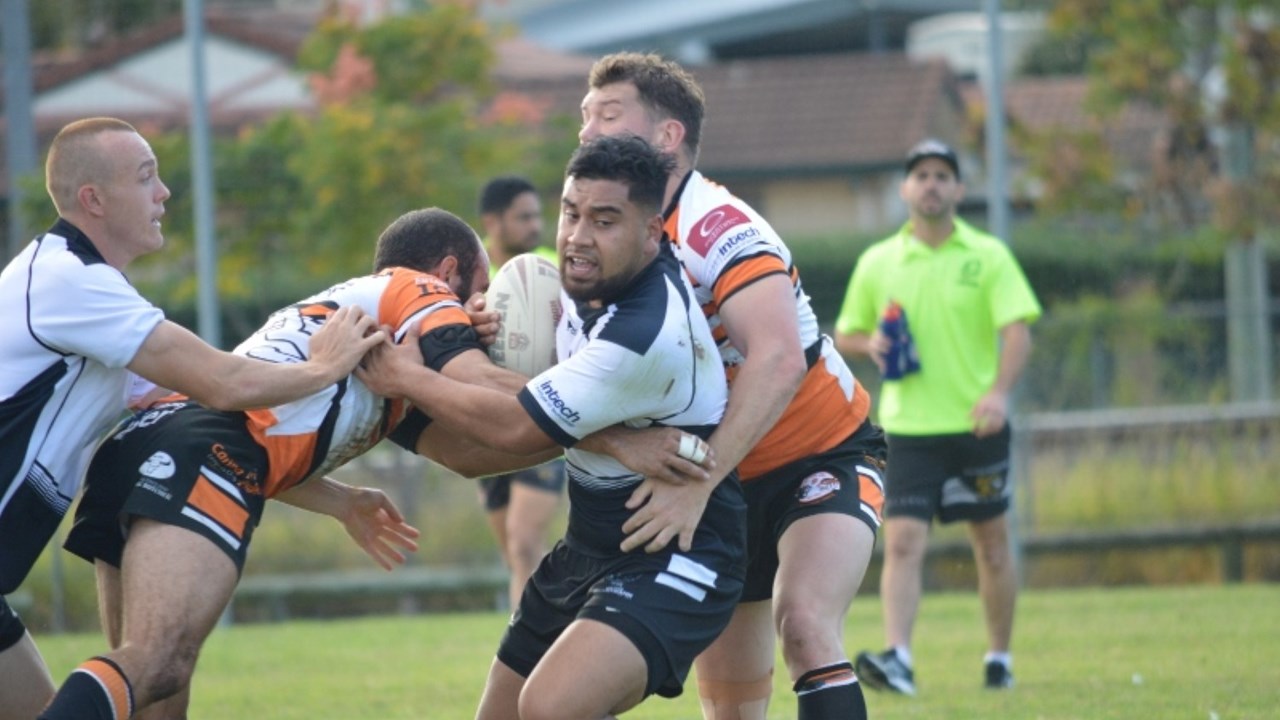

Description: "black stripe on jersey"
517 387 578 448
0 363 68 498
50 219 109 267
23 241 68 357
714 249 790 308
582 244 688 357
304 378 348 481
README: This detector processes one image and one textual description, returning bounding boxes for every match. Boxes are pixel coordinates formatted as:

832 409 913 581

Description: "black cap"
904 138 960 178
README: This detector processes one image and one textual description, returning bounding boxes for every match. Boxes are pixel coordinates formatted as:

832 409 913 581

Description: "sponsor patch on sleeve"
688 204 752 256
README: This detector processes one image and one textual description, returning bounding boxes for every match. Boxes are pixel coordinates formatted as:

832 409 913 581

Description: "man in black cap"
834 138 1041 696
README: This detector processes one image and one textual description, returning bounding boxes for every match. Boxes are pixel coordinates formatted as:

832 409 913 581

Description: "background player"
475 175 566 610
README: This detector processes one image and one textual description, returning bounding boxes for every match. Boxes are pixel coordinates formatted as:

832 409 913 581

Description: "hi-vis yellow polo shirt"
836 218 1041 435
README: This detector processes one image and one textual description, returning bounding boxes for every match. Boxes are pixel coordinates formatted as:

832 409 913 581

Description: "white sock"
891 646 914 668
984 651 1012 668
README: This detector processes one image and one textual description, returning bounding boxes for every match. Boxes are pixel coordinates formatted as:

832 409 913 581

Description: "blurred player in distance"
475 175 567 610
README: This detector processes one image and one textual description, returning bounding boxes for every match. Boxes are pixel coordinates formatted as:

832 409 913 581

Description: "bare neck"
910 214 956 248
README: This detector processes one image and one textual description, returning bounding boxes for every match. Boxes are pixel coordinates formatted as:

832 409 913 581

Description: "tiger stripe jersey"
664 171 871 480
231 267 474 497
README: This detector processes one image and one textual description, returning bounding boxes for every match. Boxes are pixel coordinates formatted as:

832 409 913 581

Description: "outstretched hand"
310 305 387 380
339 486 421 570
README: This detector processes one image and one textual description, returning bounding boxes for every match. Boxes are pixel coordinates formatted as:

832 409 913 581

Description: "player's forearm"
835 330 873 359
396 363 551 456
991 322 1033 395
199 359 336 411
274 475 349 518
711 347 806 476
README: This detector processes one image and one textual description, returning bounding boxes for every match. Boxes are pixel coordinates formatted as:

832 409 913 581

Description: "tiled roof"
960 76 1168 173
692 53 964 174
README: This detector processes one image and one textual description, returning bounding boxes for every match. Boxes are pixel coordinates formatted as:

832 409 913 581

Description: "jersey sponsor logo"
688 204 751 257
536 380 581 424
796 471 841 505
139 451 176 480
716 226 760 258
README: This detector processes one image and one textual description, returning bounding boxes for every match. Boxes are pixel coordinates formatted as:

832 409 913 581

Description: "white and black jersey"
517 242 732 555
0 219 163 593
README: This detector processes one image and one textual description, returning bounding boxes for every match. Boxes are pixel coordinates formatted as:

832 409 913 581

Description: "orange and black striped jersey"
231 267 473 497
664 171 870 480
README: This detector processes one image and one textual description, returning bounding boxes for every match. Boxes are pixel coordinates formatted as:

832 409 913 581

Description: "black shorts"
64 403 269 574
0 595 25 652
884 426 1012 524
739 419 887 602
477 459 566 512
497 528 744 699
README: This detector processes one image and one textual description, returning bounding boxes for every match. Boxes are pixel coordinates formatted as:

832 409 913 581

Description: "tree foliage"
110 3 578 340
1031 1 1280 245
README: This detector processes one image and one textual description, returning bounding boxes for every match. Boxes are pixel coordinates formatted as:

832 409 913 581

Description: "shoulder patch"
689 204 751 257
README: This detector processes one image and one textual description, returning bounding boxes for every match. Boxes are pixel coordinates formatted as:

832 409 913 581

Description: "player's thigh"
523 618 648 719
475 657 526 720
506 482 560 535
0 629 54 720
119 520 238 651
775 513 874 617
694 599 775 682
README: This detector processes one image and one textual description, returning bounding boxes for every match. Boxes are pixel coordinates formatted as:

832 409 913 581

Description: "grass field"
35 584 1278 719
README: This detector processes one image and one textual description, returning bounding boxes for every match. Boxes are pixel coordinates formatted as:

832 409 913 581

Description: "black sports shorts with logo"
65 402 270 573
738 418 887 602
496 479 746 700
883 425 1012 524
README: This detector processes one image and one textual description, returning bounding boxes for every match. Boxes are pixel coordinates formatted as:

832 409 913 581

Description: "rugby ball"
485 253 563 377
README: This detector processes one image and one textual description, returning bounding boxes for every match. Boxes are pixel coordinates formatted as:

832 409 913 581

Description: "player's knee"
135 642 199 702
774 603 829 660
697 671 773 720
518 688 570 720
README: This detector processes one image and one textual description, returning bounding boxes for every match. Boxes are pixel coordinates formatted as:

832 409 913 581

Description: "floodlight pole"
3 0 37 263
185 0 221 347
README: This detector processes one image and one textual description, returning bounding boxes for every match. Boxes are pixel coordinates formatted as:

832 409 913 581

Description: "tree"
1032 1 1279 400
104 3 577 343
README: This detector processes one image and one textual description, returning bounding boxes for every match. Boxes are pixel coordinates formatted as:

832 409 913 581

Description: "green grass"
35 584 1279 719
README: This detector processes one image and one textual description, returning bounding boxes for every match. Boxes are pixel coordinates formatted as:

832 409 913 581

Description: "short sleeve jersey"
231 268 478 496
665 171 870 479
517 244 729 553
836 218 1042 435
0 219 164 591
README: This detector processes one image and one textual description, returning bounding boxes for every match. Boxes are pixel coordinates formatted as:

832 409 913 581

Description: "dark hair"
374 208 481 276
479 175 536 216
566 136 675 215
588 52 705 160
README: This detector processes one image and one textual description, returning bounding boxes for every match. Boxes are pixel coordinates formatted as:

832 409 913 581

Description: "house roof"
503 51 969 178
693 53 963 176
959 75 1167 176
